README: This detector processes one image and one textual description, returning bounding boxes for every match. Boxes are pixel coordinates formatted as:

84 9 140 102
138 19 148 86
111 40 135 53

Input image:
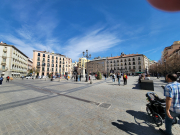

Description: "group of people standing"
111 73 128 86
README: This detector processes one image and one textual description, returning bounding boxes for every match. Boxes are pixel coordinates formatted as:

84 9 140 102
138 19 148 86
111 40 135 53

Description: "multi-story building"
107 53 149 75
0 41 28 77
87 57 107 74
33 50 72 77
28 58 33 71
77 57 90 69
162 41 180 59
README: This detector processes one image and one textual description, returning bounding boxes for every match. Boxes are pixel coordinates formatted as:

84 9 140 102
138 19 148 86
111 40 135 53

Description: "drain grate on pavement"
99 103 111 109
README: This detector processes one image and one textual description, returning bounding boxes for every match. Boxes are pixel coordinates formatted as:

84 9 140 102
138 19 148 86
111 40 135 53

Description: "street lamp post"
83 50 91 82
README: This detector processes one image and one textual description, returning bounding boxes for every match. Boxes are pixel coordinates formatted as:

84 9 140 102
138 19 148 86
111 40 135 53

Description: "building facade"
87 57 106 74
33 50 72 77
77 57 90 69
28 58 33 71
107 53 149 75
162 41 180 59
0 41 28 77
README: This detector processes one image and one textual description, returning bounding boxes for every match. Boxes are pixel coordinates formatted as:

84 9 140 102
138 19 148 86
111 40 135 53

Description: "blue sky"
0 0 180 62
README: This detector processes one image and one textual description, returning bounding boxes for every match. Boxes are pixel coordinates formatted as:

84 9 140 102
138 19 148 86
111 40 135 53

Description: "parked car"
26 76 32 79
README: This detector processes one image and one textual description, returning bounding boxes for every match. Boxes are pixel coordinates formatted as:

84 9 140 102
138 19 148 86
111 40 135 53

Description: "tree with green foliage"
97 71 102 80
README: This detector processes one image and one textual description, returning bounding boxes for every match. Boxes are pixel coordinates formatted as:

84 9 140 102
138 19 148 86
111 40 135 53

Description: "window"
56 68 57 71
38 53 40 56
133 66 135 69
129 66 131 69
43 54 45 57
128 58 131 61
133 62 135 65
56 57 58 59
47 68 49 71
48 55 50 58
56 64 57 67
47 63 50 67
37 57 40 61
60 61 61 64
2 65 5 69
133 58 135 61
121 59 123 62
3 59 6 62
124 59 126 62
52 64 54 67
42 67 44 71
139 66 141 69
42 63 46 66
48 59 50 62
60 58 61 60
129 62 131 65
43 58 45 62
52 68 54 71
52 60 54 63
37 62 40 66
52 56 54 59
59 65 61 68
56 60 58 63
138 57 141 60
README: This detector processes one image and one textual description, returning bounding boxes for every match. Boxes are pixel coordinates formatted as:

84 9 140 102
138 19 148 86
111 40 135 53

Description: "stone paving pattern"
0 76 180 135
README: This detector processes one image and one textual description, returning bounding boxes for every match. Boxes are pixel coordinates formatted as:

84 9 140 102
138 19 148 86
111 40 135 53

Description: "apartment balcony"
2 55 7 58
1 61 6 65
3 48 7 52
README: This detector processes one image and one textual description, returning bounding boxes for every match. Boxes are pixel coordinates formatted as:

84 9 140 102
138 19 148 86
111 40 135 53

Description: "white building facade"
107 53 149 75
0 42 28 77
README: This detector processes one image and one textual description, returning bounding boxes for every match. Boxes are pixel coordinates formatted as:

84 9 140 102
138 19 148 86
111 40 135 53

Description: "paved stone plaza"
0 76 180 135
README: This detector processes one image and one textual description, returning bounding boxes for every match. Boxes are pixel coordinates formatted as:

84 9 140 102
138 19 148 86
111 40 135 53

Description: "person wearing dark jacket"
0 76 3 86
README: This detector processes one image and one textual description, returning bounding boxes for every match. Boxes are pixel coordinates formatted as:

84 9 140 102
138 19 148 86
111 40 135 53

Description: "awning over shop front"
135 72 144 74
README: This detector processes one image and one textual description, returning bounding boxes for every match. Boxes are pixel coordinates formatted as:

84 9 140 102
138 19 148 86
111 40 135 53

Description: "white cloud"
63 27 122 60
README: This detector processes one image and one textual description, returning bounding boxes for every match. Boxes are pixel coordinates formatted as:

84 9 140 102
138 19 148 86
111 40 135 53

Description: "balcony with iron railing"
3 48 7 52
2 54 7 58
1 61 6 65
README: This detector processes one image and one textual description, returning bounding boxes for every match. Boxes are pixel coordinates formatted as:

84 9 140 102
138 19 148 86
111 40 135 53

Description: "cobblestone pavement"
0 76 180 135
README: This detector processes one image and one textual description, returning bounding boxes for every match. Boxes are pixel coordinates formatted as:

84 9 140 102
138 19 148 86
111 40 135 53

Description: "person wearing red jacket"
123 73 128 85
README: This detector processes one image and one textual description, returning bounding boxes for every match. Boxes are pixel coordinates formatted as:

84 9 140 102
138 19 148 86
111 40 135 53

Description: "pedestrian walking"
6 76 10 82
123 73 128 85
117 73 121 86
159 74 180 135
112 74 114 82
76 74 78 82
80 73 81 81
0 76 3 86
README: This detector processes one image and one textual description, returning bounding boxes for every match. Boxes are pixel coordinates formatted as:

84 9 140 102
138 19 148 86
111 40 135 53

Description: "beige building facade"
33 50 72 77
162 41 180 59
107 53 149 75
78 57 90 69
0 41 28 77
86 53 150 75
28 58 33 71
87 58 106 74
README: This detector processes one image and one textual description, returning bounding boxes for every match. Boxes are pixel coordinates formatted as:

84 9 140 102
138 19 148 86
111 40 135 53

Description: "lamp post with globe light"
83 50 91 82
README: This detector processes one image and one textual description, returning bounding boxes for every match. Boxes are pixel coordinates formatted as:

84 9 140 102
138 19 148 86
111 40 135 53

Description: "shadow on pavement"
0 95 59 111
112 110 161 135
